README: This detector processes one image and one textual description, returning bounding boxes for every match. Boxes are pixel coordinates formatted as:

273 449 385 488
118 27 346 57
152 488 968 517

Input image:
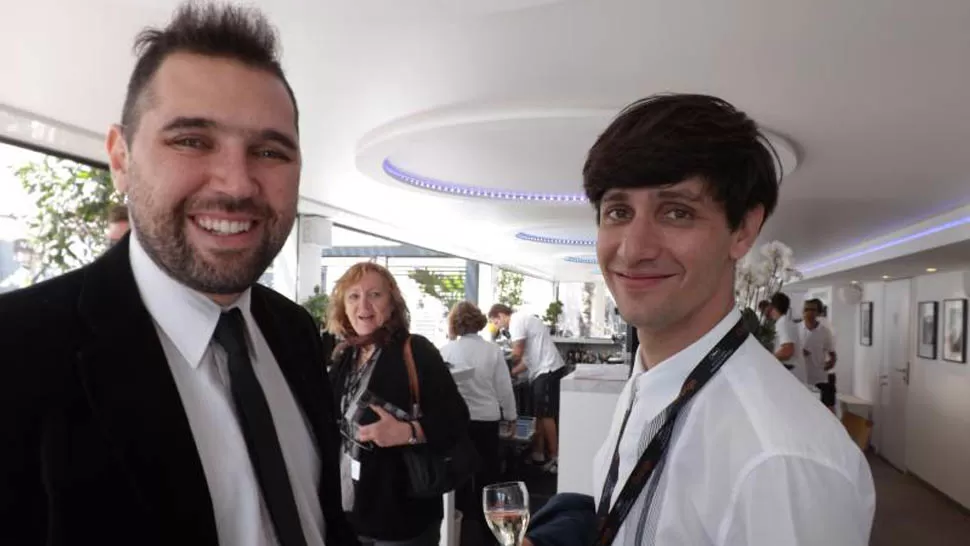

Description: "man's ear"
729 205 765 261
106 124 130 194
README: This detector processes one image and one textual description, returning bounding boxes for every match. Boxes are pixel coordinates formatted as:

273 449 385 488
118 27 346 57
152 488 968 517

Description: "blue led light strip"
515 232 596 246
382 159 587 203
801 215 970 273
564 255 598 264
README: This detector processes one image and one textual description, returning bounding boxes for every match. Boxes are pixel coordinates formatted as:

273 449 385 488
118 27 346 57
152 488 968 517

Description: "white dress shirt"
129 232 325 546
801 322 836 385
439 334 518 422
508 312 565 380
593 308 875 546
774 314 807 384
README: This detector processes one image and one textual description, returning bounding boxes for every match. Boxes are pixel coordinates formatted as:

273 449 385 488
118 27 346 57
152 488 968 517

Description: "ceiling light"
382 159 588 203
516 232 596 246
800 215 970 273
850 280 859 284
882 275 890 280
563 255 598 264
926 268 938 272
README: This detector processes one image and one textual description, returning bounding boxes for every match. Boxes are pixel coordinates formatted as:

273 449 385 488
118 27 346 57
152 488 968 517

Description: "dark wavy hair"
121 2 298 143
448 301 489 339
583 93 779 231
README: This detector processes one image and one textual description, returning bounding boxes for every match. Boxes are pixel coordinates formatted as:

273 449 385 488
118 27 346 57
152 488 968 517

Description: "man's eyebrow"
656 188 703 202
160 117 298 151
600 190 631 204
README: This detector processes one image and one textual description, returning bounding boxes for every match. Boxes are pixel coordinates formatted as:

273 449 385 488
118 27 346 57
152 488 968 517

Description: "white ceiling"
3 0 970 281
794 238 970 289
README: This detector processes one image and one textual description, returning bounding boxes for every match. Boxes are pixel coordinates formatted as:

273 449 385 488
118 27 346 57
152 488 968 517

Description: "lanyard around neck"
594 317 748 546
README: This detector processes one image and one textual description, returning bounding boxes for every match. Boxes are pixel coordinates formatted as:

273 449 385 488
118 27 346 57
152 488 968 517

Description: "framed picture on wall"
860 301 873 346
942 299 967 363
917 301 938 359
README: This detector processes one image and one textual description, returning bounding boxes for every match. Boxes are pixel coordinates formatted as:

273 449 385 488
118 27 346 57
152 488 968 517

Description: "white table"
440 366 476 546
557 365 629 496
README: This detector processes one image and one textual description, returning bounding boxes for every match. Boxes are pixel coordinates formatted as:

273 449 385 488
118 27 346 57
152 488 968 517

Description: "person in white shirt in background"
531 93 875 546
439 301 518 543
801 298 838 413
488 303 566 473
768 292 808 384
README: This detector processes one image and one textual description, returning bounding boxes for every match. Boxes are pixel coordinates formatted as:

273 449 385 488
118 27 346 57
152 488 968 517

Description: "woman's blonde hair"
448 301 488 339
326 261 410 340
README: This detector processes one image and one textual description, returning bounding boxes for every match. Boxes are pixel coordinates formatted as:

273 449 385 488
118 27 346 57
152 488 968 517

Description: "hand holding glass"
483 481 530 546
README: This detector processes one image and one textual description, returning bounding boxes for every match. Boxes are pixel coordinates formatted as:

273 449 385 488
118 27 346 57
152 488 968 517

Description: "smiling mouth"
191 215 257 236
615 272 676 281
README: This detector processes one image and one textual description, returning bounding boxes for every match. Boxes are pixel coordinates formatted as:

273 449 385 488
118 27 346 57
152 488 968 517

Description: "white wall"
836 271 970 510
853 282 885 404
906 271 970 509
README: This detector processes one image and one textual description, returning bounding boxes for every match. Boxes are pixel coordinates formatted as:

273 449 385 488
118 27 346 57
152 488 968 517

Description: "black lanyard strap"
595 317 748 546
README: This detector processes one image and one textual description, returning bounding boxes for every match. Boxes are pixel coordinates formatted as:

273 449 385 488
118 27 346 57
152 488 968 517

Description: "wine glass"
483 481 530 546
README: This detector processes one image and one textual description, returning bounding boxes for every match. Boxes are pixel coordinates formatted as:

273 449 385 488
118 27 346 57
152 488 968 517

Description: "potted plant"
301 285 330 330
543 300 564 335
735 241 802 351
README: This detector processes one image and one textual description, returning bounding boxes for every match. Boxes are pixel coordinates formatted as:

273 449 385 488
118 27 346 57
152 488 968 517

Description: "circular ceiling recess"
515 232 595 246
357 103 799 203
563 255 598 264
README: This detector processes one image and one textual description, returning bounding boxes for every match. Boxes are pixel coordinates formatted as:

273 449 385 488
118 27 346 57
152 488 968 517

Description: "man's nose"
616 216 663 263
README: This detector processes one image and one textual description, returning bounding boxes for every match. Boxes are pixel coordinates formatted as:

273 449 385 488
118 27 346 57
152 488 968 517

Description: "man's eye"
254 148 291 161
664 208 693 221
172 137 208 149
602 207 631 222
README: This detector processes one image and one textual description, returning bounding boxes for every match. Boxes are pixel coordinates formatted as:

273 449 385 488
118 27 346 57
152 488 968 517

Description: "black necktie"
213 309 308 546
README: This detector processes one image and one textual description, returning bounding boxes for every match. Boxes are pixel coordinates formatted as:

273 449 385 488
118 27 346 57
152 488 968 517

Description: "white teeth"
196 216 253 235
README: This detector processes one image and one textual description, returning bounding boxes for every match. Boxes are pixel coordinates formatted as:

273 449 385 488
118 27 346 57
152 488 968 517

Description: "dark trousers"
458 420 501 537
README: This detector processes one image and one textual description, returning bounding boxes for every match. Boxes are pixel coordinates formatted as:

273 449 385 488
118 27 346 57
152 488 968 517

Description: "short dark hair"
583 93 779 231
804 298 823 313
487 303 513 319
121 3 298 142
107 204 129 224
757 299 770 312
770 292 791 315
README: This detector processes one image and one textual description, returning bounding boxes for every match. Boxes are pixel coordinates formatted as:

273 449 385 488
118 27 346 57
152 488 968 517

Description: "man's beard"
128 181 293 296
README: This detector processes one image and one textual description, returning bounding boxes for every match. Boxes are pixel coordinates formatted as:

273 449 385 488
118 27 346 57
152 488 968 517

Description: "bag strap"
403 335 421 409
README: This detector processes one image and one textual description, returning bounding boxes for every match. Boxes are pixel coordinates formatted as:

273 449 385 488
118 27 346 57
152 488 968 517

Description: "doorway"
875 279 911 471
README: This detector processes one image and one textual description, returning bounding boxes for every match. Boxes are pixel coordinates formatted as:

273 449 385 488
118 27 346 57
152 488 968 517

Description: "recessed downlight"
926 268 938 273
882 275 891 280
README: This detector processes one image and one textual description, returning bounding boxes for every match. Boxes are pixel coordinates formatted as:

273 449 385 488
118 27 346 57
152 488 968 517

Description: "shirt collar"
129 229 253 369
633 307 742 399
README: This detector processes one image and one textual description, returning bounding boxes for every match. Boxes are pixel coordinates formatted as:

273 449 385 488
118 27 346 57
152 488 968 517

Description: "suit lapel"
250 288 330 450
75 237 217 543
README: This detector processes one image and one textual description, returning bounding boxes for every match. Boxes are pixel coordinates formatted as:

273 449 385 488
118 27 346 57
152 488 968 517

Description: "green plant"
15 156 121 282
301 285 330 327
543 300 564 327
741 307 776 351
407 268 465 315
497 268 524 308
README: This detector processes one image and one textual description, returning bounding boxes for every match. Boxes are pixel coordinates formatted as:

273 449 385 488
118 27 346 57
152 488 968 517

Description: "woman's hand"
357 405 414 447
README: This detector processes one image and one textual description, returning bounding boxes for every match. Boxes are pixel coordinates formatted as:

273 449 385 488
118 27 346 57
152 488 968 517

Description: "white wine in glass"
483 481 530 546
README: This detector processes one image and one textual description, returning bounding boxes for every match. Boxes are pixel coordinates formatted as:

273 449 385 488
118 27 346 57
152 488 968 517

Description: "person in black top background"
326 262 470 545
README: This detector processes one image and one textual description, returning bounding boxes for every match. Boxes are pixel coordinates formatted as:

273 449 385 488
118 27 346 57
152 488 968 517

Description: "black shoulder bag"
400 336 480 498
594 318 749 545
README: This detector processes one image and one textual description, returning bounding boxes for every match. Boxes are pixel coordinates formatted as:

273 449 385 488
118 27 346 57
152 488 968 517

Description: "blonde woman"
327 262 469 546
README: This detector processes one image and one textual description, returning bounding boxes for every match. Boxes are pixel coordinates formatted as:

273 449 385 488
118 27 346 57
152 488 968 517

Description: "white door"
877 279 911 470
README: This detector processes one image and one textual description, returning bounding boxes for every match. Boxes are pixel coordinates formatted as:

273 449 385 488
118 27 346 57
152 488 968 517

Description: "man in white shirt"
0 4 355 545
523 94 874 546
801 298 838 412
768 292 808 384
488 304 566 473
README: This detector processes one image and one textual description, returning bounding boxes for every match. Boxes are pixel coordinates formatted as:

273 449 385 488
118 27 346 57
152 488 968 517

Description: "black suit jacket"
0 237 358 546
